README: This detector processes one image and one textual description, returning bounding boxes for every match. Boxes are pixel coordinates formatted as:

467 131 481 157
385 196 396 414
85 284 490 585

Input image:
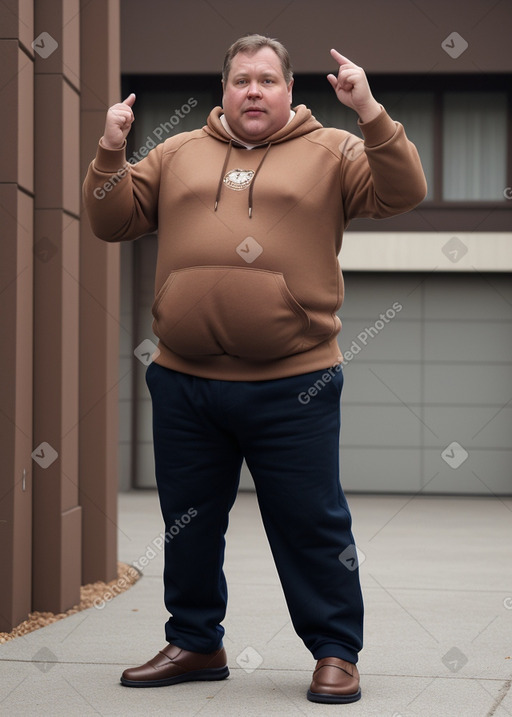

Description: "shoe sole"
120 666 230 688
307 688 361 704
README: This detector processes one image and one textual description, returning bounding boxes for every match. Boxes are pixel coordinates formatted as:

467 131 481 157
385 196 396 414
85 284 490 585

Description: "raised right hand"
102 93 136 149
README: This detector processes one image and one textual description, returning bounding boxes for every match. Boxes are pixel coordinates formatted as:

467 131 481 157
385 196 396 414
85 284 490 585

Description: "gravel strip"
0 562 140 643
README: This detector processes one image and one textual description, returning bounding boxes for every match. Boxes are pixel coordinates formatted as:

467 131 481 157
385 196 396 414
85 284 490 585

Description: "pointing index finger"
123 92 136 107
330 48 354 67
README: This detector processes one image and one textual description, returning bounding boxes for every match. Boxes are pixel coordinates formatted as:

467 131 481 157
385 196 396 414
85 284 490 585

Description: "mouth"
244 107 265 116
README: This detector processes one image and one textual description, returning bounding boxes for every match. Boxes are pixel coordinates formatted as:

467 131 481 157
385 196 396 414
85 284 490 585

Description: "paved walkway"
1 490 511 716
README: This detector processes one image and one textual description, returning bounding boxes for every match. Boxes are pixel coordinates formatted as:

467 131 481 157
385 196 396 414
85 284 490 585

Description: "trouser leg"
236 368 364 663
145 362 243 653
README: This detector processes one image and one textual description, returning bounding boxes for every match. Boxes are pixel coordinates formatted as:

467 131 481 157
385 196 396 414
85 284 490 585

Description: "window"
124 75 221 157
378 91 435 200
443 92 507 201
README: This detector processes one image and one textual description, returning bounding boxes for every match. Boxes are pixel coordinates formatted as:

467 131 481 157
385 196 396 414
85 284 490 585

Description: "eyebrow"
232 70 280 80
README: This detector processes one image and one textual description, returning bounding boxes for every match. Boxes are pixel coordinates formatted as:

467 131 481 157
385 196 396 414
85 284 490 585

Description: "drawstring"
214 141 273 218
214 141 233 212
248 143 272 218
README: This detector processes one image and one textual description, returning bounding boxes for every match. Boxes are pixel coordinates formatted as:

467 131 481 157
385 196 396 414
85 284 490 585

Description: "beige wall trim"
340 232 512 272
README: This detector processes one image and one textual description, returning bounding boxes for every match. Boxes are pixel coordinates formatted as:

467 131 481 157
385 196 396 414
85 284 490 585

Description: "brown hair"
222 34 293 85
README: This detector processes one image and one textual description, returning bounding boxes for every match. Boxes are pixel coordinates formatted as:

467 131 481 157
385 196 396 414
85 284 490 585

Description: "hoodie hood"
205 105 323 217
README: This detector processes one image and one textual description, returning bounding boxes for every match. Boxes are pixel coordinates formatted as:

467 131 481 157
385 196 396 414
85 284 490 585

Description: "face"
222 47 294 144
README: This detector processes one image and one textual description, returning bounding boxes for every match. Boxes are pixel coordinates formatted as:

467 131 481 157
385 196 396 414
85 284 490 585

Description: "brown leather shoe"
307 657 361 703
120 644 229 687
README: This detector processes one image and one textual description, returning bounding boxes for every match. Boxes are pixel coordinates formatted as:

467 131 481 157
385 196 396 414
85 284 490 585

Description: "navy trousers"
145 361 364 664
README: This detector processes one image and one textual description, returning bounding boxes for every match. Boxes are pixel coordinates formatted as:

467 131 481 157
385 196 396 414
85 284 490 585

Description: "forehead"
229 47 284 78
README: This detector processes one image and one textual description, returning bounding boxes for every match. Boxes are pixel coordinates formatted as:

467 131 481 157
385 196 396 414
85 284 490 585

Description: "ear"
221 79 225 107
287 78 294 104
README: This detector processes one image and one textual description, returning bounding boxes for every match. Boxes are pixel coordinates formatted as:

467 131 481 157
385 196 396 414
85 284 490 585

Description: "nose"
247 81 262 98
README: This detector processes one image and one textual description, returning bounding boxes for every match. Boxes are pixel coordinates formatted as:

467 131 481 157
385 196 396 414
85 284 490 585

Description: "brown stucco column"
79 0 120 584
0 4 34 631
31 0 82 611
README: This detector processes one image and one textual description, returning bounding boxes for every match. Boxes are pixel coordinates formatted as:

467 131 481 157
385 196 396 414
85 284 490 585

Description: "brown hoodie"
83 104 427 380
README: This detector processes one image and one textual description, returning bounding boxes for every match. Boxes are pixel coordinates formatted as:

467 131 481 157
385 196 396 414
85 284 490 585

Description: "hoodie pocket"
151 266 311 361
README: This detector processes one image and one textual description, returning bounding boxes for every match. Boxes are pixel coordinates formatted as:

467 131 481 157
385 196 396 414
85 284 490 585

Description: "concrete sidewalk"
1 490 511 716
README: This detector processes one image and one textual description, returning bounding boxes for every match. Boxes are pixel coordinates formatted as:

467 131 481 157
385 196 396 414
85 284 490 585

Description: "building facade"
1 0 121 633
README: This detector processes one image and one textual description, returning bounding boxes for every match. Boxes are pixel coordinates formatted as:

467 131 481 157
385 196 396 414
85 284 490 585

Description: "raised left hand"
327 49 381 123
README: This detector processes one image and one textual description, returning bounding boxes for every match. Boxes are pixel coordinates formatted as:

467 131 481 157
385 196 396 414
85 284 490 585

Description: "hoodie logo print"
223 168 255 191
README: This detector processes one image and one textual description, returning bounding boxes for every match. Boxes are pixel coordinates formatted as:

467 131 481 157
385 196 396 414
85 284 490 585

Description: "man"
83 34 426 704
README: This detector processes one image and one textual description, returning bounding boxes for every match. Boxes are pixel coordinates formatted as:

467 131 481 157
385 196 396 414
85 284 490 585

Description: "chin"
240 126 271 143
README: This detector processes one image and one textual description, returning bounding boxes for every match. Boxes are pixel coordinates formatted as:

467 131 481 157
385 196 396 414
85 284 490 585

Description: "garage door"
338 272 512 494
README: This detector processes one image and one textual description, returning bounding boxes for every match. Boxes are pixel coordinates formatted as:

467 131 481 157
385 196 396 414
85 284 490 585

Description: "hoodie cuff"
94 138 128 173
358 108 398 148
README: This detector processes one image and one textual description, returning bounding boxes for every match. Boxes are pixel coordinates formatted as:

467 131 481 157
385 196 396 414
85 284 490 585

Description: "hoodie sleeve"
340 108 427 221
82 139 163 242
